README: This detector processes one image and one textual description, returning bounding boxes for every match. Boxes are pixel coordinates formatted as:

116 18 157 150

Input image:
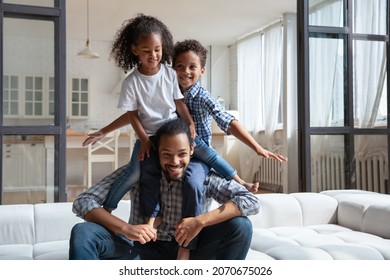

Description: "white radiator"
312 153 388 193
253 149 283 192
312 154 345 192
356 154 388 193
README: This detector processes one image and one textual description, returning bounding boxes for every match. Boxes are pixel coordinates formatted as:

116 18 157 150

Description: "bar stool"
83 130 120 188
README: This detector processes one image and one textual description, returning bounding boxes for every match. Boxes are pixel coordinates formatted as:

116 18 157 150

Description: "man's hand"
84 208 157 245
174 217 203 247
122 224 157 244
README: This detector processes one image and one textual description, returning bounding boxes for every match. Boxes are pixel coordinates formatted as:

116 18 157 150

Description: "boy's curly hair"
173 39 208 68
110 13 174 71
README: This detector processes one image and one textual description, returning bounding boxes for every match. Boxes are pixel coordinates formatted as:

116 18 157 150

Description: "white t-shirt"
117 64 183 136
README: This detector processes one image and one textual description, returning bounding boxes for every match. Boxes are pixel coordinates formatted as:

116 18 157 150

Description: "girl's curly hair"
110 13 174 71
173 39 208 68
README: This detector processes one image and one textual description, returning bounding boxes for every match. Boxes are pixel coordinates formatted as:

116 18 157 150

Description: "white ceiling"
66 0 296 46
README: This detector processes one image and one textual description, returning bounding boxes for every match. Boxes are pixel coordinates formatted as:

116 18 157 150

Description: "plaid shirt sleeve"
203 94 235 134
72 164 129 218
204 170 260 216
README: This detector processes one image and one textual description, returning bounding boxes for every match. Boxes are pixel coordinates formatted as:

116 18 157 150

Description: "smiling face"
174 50 205 91
158 132 194 181
131 32 163 75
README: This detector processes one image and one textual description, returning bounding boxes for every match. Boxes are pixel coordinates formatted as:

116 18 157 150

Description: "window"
25 76 44 116
48 77 55 116
298 0 389 193
70 77 89 118
2 75 19 116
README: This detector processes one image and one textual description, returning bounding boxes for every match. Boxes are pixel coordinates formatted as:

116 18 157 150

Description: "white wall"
209 46 231 109
67 39 124 131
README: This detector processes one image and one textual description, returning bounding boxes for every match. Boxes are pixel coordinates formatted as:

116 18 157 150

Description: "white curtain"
353 0 388 173
354 0 387 129
237 34 262 132
262 24 283 142
236 22 283 182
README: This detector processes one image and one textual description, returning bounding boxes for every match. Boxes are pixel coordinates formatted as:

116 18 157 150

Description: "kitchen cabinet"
3 75 89 119
2 141 46 204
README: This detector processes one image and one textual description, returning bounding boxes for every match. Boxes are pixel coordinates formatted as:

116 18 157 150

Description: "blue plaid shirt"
184 82 235 145
72 163 260 242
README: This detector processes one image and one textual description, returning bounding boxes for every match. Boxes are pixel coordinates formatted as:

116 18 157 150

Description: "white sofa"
1 190 389 260
0 201 130 260
246 190 390 260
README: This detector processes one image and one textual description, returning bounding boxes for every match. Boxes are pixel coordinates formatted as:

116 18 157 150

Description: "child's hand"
189 123 197 140
82 130 106 146
257 146 288 162
174 217 202 247
138 139 153 161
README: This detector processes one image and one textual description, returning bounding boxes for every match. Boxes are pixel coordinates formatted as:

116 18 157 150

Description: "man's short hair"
155 118 193 149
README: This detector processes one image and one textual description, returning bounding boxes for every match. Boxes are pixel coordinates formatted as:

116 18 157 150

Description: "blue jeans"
193 136 236 180
69 222 140 260
138 142 161 218
69 217 252 260
103 140 141 211
182 160 210 218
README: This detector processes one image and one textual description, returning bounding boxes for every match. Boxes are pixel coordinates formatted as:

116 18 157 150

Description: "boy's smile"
174 50 205 91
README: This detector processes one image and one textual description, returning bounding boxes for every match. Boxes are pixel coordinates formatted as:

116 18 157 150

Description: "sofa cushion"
250 224 388 260
290 193 338 225
356 239 390 259
251 193 338 229
362 204 390 239
266 245 334 260
0 244 33 260
265 243 384 260
245 248 275 260
335 193 390 236
34 202 84 244
34 240 69 260
251 229 299 252
0 204 34 245
316 244 384 260
250 194 303 228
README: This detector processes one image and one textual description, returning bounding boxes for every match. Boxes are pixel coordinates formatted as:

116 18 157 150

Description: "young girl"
82 14 197 260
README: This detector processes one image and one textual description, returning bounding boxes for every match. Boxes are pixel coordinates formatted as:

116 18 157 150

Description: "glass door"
0 0 67 203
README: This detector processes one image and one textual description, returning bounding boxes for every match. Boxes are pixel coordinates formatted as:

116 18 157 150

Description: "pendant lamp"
77 0 100 59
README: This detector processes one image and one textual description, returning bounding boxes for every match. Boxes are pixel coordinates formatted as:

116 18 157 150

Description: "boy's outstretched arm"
228 120 288 162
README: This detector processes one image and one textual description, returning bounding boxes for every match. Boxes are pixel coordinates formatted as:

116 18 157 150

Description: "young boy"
172 39 287 176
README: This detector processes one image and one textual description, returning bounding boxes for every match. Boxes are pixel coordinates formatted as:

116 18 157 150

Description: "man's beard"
162 164 188 181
